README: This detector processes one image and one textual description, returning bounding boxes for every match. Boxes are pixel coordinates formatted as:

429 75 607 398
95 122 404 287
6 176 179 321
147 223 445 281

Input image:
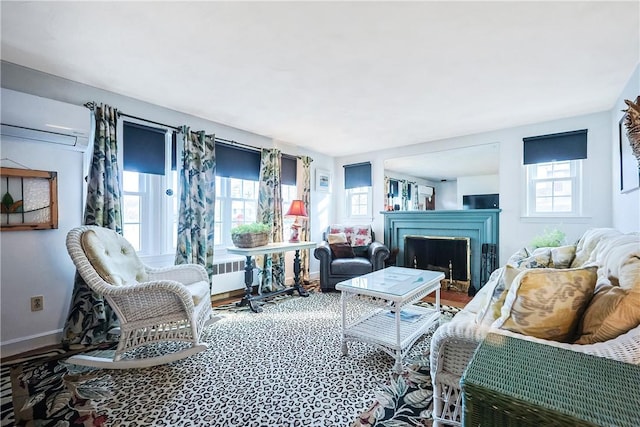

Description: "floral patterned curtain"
410 182 419 210
62 104 122 346
299 156 313 283
175 127 216 280
256 148 285 292
401 180 409 211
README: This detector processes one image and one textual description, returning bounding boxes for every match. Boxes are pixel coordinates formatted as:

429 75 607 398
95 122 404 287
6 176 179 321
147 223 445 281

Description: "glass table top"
336 266 444 297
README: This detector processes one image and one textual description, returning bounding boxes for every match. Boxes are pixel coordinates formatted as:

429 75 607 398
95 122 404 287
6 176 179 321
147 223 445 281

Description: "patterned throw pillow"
507 247 553 269
506 247 530 267
474 267 504 325
329 225 372 247
475 265 524 325
574 285 640 344
550 245 577 269
492 267 597 342
491 265 526 320
329 242 355 259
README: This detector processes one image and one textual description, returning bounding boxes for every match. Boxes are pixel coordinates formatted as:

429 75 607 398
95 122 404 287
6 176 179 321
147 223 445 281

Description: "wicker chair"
65 225 216 369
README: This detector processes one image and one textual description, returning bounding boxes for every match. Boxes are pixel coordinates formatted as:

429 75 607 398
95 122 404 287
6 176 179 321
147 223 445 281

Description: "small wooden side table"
227 241 316 313
460 333 640 427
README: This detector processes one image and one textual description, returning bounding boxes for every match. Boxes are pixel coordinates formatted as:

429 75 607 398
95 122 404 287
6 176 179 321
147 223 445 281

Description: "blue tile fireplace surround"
382 209 500 293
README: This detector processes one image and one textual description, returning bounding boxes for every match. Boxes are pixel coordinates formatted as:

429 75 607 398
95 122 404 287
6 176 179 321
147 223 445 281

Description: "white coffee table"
336 266 445 373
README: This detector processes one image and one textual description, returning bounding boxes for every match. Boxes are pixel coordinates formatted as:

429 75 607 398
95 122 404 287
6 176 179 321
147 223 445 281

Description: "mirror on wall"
384 143 500 211
383 176 435 211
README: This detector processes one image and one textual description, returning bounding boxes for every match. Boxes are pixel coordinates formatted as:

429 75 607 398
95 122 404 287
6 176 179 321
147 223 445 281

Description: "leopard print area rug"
2 292 456 426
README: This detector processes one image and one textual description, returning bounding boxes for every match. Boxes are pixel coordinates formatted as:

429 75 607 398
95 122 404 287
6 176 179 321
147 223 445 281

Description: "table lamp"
285 199 308 242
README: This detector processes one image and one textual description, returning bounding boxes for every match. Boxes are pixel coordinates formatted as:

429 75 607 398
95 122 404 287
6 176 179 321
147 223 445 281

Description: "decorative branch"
622 96 640 165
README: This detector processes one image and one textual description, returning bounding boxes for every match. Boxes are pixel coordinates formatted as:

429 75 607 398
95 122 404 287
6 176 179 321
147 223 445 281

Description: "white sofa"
429 228 640 426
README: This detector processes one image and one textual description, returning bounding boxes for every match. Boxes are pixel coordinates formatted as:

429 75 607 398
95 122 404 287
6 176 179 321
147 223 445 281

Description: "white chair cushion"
81 228 148 286
186 280 211 306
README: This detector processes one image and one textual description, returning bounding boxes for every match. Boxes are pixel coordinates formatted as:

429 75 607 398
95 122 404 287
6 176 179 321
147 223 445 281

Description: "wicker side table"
460 333 640 427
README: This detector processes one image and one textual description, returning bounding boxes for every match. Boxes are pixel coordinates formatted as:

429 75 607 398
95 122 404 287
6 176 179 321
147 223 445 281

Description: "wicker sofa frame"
430 228 640 426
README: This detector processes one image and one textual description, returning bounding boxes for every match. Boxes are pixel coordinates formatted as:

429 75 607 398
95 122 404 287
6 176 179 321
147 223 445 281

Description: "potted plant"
231 222 271 248
530 227 566 249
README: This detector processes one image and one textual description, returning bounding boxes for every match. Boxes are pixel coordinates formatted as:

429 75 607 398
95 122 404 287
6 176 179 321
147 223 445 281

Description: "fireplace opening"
404 235 470 293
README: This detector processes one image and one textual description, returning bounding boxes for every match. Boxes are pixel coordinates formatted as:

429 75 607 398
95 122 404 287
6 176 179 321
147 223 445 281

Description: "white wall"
457 174 500 208
335 110 613 265
611 64 640 232
1 140 85 356
435 181 457 210
0 62 329 357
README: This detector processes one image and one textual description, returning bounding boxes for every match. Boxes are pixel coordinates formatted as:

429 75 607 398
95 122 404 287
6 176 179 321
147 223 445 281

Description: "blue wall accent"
382 209 500 292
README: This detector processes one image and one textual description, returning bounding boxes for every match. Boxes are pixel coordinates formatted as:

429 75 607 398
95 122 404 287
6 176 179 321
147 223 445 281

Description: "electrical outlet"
31 295 44 312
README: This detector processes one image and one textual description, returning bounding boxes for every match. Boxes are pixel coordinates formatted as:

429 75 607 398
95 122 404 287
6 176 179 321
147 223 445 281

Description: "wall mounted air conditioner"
0 88 91 150
418 185 434 197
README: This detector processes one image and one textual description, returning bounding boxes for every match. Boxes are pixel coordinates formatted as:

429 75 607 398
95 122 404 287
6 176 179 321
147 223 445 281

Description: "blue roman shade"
281 155 297 186
215 143 261 181
523 129 588 165
344 162 372 189
123 121 168 175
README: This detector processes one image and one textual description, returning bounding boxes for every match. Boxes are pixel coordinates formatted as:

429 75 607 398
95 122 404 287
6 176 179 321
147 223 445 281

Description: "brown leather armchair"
313 225 389 292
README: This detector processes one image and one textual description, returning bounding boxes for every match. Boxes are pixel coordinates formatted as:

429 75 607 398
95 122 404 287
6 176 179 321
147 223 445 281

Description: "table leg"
394 307 402 373
236 255 262 313
341 291 348 356
435 286 441 324
292 249 309 297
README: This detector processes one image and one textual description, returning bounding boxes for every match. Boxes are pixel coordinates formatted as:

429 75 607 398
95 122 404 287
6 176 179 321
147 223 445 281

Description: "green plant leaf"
530 228 566 248
2 192 14 210
231 222 271 236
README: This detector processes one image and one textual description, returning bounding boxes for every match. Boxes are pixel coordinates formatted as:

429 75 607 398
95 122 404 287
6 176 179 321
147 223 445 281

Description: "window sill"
520 216 592 224
138 251 246 268
213 252 246 263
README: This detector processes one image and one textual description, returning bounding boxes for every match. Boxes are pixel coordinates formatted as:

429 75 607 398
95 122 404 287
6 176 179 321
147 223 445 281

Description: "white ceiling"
1 1 639 168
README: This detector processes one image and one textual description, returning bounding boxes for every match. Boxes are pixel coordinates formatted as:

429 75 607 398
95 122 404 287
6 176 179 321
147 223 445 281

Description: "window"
281 184 298 239
344 162 372 219
523 129 587 217
214 176 297 248
214 177 258 247
526 160 581 216
121 132 298 256
347 186 372 217
121 131 178 256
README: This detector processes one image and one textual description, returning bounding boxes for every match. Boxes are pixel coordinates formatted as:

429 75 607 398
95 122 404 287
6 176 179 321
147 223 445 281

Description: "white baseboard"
1 329 63 359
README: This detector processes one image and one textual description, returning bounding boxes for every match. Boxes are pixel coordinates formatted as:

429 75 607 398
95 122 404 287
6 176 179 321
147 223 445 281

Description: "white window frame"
346 186 372 219
214 176 298 251
214 177 259 249
119 119 177 262
525 159 582 217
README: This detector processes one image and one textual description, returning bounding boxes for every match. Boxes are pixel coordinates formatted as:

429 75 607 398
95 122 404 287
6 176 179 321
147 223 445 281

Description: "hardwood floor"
423 288 472 308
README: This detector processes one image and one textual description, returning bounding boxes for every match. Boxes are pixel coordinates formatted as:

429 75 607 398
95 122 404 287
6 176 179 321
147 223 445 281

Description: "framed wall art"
316 169 331 193
0 167 58 231
619 115 640 193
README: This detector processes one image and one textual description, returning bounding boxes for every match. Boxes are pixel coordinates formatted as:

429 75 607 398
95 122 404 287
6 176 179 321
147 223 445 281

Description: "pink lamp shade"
285 200 308 218
285 200 307 242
